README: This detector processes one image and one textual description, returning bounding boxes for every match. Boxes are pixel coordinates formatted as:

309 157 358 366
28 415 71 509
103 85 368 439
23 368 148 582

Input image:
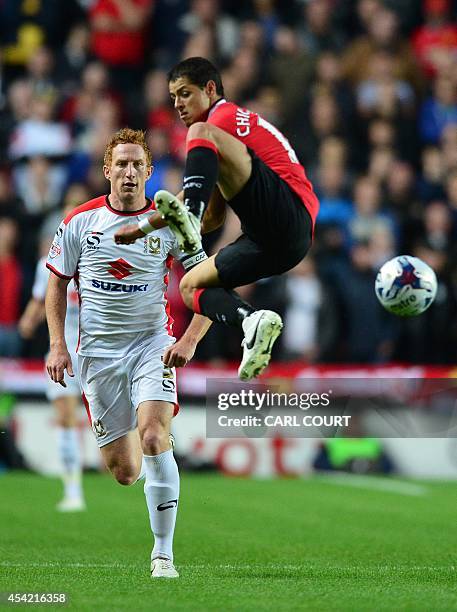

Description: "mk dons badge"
146 236 161 255
92 419 107 438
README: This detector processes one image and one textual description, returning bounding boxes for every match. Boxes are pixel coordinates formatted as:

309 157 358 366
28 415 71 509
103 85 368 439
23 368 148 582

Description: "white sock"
57 427 83 500
143 449 179 562
136 457 146 483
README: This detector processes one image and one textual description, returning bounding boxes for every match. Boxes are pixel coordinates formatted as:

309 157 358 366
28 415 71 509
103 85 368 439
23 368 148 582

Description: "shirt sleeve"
31 257 49 301
46 220 80 279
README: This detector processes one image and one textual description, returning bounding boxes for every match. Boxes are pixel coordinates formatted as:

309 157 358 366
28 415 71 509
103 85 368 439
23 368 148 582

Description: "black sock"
196 288 255 327
183 142 218 220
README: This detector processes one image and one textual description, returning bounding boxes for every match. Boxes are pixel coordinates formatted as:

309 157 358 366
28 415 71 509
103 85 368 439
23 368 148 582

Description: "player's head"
103 128 153 202
168 57 224 126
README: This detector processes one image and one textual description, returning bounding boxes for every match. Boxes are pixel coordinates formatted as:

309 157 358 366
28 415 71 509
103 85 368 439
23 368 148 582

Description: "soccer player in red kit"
115 57 319 380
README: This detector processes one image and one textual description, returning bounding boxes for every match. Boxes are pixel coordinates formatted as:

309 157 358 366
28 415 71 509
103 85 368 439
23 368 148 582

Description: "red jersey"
206 99 319 225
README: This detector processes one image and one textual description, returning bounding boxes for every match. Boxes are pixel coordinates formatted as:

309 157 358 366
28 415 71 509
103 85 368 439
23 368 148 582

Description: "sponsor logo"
157 499 178 511
107 258 133 280
86 231 103 250
162 366 175 392
49 241 61 259
91 279 148 292
162 379 175 392
92 419 106 438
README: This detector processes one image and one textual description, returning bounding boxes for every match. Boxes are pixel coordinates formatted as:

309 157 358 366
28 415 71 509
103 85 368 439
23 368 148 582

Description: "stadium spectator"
0 217 22 357
421 200 454 252
267 27 314 123
54 23 92 95
9 93 71 161
419 74 457 144
297 0 346 56
417 145 447 202
411 0 457 79
348 175 397 247
334 240 397 363
87 0 154 90
356 50 416 119
395 243 457 363
341 6 423 93
178 0 239 63
282 256 337 362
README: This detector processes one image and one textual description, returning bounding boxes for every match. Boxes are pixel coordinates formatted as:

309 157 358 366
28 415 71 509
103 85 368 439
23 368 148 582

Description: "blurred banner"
1 359 457 395
12 401 457 479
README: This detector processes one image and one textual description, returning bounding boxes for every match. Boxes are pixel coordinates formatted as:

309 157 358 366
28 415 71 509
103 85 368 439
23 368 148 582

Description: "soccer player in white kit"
19 240 85 512
45 128 211 579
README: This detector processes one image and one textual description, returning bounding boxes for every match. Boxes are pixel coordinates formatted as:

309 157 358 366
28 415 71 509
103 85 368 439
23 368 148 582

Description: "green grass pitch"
1 472 457 611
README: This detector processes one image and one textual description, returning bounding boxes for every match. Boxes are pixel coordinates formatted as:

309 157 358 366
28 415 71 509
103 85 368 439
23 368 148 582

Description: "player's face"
169 77 214 127
104 144 152 201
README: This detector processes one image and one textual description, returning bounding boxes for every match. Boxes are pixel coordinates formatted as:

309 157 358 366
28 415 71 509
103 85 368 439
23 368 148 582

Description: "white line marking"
316 473 427 496
2 563 454 571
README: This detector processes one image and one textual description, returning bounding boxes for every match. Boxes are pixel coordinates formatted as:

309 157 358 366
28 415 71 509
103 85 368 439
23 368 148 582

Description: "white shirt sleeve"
46 220 80 278
31 257 49 301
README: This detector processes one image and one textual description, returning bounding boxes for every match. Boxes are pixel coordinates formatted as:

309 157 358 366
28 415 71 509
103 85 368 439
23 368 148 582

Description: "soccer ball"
375 255 437 317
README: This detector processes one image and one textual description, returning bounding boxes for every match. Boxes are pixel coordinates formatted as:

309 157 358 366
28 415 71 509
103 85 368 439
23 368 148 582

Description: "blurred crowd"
0 0 456 365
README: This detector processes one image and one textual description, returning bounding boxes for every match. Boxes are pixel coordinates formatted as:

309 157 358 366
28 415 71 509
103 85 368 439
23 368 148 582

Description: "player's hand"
114 224 146 245
46 344 74 387
163 338 196 368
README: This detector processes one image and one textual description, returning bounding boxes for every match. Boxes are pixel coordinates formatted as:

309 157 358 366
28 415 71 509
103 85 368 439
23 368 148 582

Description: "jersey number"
258 117 299 164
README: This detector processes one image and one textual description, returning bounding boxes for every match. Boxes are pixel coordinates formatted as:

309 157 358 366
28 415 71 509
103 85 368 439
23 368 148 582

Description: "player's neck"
108 193 147 213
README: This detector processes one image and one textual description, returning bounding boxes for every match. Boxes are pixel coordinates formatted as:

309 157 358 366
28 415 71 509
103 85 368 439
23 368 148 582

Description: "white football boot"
154 190 201 253
56 497 86 512
151 557 179 578
238 310 283 381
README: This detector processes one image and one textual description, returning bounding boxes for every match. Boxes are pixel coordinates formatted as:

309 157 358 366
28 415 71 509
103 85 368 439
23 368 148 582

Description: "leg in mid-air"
53 395 86 512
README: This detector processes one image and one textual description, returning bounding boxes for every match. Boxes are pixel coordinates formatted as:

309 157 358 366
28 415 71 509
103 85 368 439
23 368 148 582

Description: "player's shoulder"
208 99 239 122
63 196 107 226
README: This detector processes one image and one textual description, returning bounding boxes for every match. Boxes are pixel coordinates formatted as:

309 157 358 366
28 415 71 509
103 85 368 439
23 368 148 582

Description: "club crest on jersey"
145 236 161 255
86 231 103 250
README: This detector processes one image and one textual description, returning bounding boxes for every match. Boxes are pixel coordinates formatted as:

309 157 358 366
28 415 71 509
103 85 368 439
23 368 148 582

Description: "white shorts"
78 336 178 447
46 353 81 401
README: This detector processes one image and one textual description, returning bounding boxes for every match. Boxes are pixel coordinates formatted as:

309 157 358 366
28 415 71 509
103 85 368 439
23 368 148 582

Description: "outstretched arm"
114 187 227 245
163 314 212 367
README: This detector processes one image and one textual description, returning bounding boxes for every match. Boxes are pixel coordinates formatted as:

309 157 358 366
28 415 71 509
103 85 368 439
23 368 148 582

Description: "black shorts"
215 150 314 288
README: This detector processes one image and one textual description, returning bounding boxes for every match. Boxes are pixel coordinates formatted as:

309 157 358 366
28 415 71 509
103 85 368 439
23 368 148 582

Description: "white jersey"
33 256 80 354
46 196 206 358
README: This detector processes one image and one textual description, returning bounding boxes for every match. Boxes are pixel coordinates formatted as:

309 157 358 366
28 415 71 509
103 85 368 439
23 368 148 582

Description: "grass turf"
1 472 456 611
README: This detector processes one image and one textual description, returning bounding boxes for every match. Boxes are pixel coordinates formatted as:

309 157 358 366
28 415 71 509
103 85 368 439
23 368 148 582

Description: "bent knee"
108 464 139 486
187 121 215 141
141 429 169 456
179 275 195 308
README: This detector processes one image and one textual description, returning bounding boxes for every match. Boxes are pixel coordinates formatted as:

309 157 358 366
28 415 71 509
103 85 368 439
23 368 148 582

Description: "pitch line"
2 562 454 571
316 473 427 496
